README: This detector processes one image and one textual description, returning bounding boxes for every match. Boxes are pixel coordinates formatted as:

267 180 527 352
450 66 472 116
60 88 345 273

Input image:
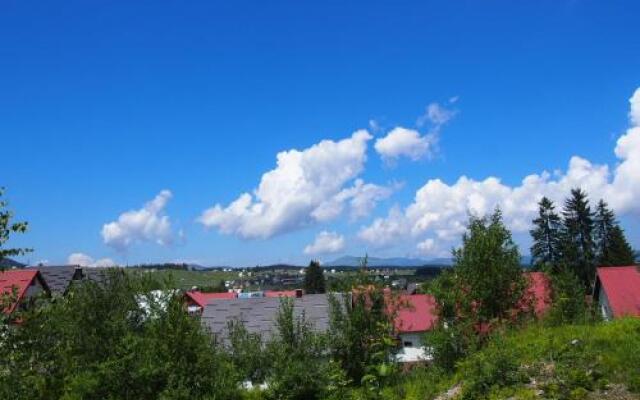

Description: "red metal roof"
394 294 437 333
1 269 40 314
597 266 640 318
185 291 237 308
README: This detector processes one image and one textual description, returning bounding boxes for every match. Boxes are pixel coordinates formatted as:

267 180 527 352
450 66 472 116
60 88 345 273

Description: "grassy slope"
397 318 640 400
128 269 239 290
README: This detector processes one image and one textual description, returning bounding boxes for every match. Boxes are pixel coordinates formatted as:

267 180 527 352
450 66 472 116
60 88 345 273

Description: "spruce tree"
561 188 596 291
593 199 635 266
594 199 617 266
303 260 326 294
607 226 636 266
530 197 562 271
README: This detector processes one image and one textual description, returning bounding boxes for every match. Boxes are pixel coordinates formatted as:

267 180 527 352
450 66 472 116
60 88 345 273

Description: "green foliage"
0 270 238 400
264 298 331 400
228 319 270 383
0 187 32 265
545 267 590 326
453 318 640 400
328 287 398 391
457 336 527 399
453 209 526 323
427 209 527 371
530 196 563 271
304 260 326 294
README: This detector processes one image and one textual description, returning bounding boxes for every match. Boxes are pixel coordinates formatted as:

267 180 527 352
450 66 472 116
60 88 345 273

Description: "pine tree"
303 260 326 294
530 197 562 271
607 226 636 266
561 188 596 291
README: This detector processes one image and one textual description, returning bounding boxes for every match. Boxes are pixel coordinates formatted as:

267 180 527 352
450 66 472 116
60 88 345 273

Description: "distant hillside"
0 257 25 269
325 255 534 268
324 255 450 267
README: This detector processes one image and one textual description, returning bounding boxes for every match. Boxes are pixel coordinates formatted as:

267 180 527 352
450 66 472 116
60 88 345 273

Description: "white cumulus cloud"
374 127 436 162
375 101 457 163
198 131 390 239
102 190 173 251
68 252 116 268
360 87 640 256
304 231 346 255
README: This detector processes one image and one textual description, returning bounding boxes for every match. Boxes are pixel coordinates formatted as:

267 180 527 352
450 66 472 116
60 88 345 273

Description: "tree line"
530 188 635 291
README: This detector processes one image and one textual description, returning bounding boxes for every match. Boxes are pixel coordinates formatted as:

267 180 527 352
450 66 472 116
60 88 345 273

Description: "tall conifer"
530 197 562 271
561 188 596 291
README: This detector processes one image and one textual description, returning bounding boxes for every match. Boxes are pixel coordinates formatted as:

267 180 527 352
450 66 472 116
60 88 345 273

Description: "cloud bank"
68 252 116 268
198 131 392 239
360 87 640 256
102 190 173 251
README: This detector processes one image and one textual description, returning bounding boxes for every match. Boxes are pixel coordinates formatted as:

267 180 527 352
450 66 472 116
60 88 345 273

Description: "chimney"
295 289 303 298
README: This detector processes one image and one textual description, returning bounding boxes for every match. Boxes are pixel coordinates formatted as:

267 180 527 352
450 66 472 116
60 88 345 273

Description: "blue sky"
2 1 640 267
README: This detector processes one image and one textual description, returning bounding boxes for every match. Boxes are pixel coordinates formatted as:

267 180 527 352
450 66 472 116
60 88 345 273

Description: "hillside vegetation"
393 318 640 400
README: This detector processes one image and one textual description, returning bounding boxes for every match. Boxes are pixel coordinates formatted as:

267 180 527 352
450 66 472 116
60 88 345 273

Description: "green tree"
454 209 526 323
264 298 331 400
545 267 588 325
303 260 326 294
227 319 269 384
328 287 398 389
530 197 562 271
592 199 635 266
0 188 32 267
426 209 527 370
561 188 596 291
607 225 636 266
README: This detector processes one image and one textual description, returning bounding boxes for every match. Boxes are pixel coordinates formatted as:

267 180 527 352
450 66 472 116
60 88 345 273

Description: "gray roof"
201 294 339 342
36 266 82 295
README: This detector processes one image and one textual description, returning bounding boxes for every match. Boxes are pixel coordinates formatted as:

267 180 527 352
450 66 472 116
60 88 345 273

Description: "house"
594 266 640 320
36 265 83 296
392 272 551 363
1 269 50 316
184 290 237 315
394 294 437 363
200 293 335 343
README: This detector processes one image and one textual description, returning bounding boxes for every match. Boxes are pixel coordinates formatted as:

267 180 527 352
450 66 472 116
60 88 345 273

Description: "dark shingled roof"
37 266 82 295
201 294 338 342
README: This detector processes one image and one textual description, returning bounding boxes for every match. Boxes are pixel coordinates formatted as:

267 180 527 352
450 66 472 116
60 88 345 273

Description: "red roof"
394 294 437 333
597 266 640 318
264 290 297 298
185 291 237 308
1 269 41 314
521 272 552 317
